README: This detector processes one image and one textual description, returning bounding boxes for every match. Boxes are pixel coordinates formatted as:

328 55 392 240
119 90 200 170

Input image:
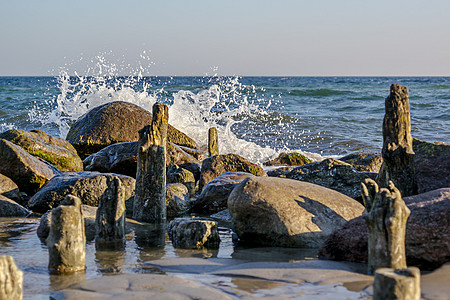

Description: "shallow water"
0 217 369 299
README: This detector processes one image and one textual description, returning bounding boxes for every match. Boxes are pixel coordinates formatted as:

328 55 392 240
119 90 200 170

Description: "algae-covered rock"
284 158 375 200
413 138 450 194
0 139 61 195
228 176 364 248
167 165 196 195
0 129 83 172
264 152 313 167
66 101 198 158
28 171 135 214
199 154 266 191
339 152 383 173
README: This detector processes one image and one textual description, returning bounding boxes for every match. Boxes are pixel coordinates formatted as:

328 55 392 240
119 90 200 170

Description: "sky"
1 0 450 76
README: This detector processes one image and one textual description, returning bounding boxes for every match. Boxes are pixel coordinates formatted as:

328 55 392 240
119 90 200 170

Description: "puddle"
1 217 370 299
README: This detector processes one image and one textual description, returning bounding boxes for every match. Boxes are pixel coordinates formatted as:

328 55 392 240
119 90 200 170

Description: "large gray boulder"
228 176 365 248
28 171 135 214
192 172 254 214
0 139 61 195
0 195 30 217
318 188 450 270
199 154 266 191
66 101 198 158
0 129 83 172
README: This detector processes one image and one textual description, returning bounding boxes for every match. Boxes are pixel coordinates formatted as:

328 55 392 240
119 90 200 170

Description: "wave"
29 56 287 164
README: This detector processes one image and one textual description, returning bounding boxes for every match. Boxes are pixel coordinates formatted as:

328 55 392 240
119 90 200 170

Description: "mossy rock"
199 153 266 190
263 152 313 166
0 129 83 172
66 101 198 159
339 152 383 173
0 139 61 195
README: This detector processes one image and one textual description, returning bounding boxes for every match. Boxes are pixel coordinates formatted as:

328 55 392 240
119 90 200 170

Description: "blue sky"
1 0 449 76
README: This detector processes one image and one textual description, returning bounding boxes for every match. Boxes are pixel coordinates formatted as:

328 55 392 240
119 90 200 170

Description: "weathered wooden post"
95 177 126 248
134 102 168 223
373 267 420 300
0 255 23 300
208 127 219 157
361 179 410 274
47 195 86 274
377 84 416 197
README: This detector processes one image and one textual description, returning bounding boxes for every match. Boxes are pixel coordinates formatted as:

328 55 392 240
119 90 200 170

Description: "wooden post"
0 255 23 300
95 177 126 248
361 179 410 274
208 127 219 157
373 267 420 300
47 195 86 274
134 102 168 223
377 84 416 197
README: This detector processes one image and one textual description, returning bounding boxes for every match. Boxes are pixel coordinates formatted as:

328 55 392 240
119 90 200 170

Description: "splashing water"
31 55 289 164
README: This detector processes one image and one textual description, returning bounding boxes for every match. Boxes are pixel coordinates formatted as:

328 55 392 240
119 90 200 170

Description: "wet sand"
54 258 450 299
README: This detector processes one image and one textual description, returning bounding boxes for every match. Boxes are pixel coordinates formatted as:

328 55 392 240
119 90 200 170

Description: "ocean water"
0 75 449 164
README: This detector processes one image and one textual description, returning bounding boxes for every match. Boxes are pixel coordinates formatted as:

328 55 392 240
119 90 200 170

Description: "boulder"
0 129 83 172
166 143 201 166
339 152 383 173
84 142 138 177
167 217 220 249
84 142 200 178
0 195 30 217
167 165 196 195
0 139 61 195
413 138 450 194
266 166 295 177
228 176 365 248
166 183 189 218
283 158 376 200
318 188 450 270
0 173 23 204
28 171 135 214
263 152 312 166
66 101 198 158
199 154 266 191
179 163 202 182
192 172 254 214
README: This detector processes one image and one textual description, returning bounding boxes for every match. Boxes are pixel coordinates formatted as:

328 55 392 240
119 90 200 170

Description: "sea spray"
30 56 306 164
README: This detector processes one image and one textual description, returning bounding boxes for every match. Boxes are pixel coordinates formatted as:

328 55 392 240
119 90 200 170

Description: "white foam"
33 53 325 165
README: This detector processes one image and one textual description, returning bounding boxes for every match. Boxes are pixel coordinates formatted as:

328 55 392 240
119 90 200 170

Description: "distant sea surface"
0 76 449 164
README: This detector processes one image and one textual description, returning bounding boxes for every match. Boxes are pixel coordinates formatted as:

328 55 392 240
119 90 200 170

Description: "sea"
0 75 449 164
